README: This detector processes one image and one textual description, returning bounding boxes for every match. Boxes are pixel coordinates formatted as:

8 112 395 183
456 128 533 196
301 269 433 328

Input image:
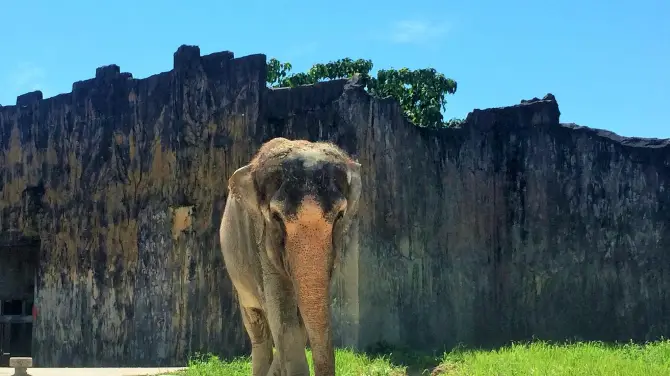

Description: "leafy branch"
267 57 463 128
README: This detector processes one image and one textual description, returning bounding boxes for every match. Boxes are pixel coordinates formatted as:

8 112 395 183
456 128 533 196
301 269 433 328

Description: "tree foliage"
267 57 462 128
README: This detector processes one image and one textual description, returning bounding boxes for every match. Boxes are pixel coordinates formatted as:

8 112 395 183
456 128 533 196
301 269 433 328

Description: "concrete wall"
1 45 669 366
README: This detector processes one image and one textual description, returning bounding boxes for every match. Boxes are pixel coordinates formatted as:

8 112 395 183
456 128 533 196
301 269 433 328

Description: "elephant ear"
342 161 362 232
333 160 362 272
228 164 265 243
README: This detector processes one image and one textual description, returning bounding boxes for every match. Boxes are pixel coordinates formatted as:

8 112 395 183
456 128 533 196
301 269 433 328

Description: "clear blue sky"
1 0 668 138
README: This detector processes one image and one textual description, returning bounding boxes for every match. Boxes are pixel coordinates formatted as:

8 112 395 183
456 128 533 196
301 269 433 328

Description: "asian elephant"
219 137 362 376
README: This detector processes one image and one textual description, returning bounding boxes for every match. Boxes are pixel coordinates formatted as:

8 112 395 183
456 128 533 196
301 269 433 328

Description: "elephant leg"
241 305 273 376
267 357 281 376
263 272 310 376
265 322 307 376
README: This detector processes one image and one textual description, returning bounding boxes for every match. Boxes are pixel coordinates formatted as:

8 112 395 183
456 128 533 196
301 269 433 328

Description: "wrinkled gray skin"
219 138 362 376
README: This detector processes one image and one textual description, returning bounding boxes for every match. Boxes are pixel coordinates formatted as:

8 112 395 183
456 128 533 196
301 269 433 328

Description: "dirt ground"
0 367 184 376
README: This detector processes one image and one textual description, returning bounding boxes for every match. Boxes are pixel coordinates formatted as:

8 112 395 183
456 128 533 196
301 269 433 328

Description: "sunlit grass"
176 340 670 375
435 340 670 375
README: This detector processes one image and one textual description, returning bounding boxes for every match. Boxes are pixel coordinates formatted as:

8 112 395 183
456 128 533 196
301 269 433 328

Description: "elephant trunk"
285 211 336 376
294 259 335 376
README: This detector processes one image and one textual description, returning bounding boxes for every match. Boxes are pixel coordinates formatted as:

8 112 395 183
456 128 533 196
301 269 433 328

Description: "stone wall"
354 94 670 352
1 45 668 366
0 46 264 366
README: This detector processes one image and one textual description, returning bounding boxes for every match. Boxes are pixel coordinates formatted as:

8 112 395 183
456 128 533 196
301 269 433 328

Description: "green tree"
266 57 462 128
266 58 293 88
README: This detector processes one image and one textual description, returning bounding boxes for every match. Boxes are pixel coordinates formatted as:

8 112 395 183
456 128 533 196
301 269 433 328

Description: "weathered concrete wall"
1 45 669 366
352 92 670 352
0 46 264 366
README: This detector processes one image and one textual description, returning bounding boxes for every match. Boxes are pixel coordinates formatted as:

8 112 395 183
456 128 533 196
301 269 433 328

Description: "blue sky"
1 0 668 138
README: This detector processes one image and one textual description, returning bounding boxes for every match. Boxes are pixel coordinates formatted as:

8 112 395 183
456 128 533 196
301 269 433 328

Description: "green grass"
181 348 406 375
177 340 670 376
437 340 670 376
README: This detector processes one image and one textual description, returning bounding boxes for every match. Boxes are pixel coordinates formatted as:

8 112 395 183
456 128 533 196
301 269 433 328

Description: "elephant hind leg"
241 306 273 376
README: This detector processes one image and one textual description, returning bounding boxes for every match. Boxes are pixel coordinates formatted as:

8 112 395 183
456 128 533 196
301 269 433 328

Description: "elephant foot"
266 357 281 376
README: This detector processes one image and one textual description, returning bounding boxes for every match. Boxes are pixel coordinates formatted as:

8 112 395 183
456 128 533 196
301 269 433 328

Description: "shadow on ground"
362 341 444 375
183 337 670 375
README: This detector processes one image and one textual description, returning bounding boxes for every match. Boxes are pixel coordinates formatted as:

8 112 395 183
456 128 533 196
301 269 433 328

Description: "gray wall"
1 45 668 366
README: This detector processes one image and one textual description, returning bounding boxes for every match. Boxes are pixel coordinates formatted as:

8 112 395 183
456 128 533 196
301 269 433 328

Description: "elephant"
219 137 362 376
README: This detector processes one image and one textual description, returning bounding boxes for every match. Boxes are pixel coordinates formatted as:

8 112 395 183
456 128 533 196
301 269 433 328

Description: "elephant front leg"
263 271 310 376
240 305 273 376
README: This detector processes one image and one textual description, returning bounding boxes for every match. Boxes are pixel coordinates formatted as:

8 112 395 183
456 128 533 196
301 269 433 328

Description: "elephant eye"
334 210 344 223
271 212 283 224
270 211 286 243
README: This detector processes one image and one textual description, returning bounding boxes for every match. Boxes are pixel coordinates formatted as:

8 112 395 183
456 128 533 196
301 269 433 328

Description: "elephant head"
227 137 362 375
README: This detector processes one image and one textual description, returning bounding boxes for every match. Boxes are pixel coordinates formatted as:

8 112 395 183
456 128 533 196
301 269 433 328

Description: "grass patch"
177 340 670 375
436 340 670 375
181 348 406 375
